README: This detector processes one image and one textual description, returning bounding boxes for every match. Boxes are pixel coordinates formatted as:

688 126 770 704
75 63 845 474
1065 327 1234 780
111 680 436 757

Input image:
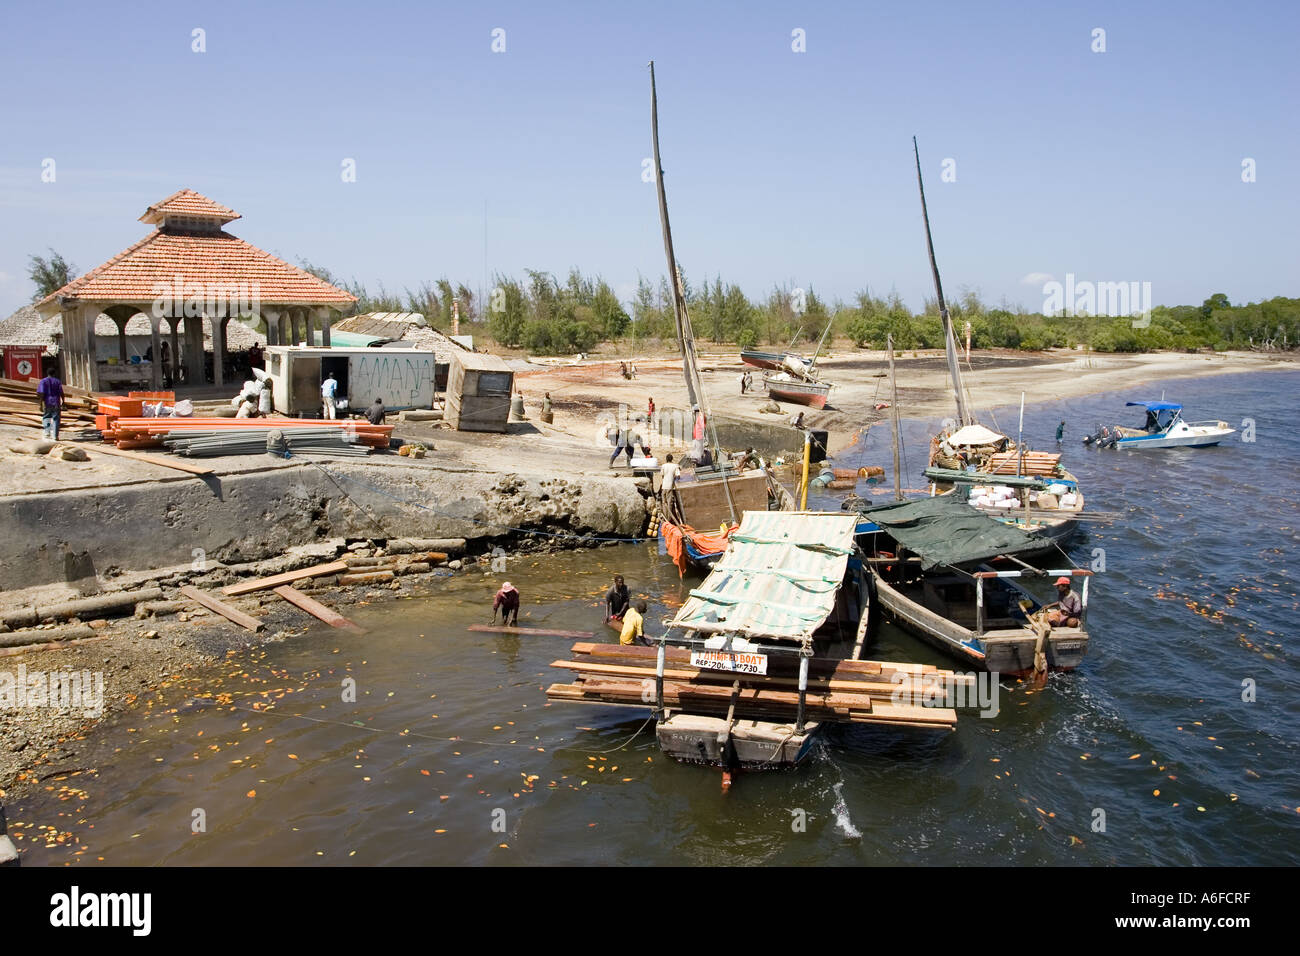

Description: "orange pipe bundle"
100 417 393 449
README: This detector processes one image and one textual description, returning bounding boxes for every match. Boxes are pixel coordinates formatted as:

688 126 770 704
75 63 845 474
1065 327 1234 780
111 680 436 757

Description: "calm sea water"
11 370 1299 866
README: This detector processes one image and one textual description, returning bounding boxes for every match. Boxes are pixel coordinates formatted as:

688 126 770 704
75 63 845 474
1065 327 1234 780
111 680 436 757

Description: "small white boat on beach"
1085 401 1235 450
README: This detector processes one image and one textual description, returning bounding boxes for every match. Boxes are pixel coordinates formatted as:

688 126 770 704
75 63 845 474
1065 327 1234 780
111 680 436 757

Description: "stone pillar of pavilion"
167 318 181 386
263 309 280 347
211 314 228 387
315 307 333 347
79 302 102 392
148 315 164 391
56 300 82 389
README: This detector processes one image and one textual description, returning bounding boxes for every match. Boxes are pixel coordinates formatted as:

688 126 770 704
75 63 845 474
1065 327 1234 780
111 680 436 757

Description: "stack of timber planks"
546 641 960 730
0 378 98 428
985 450 1063 477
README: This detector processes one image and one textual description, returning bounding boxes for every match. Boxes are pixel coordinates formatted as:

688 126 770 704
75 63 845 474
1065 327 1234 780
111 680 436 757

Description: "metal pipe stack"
161 427 372 458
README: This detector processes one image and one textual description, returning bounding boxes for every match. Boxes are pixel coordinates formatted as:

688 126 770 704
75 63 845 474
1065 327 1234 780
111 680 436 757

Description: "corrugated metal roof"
670 511 859 643
452 350 512 372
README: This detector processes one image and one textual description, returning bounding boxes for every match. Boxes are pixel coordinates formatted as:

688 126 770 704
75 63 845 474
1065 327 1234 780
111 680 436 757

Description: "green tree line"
299 261 1300 355
32 248 1297 355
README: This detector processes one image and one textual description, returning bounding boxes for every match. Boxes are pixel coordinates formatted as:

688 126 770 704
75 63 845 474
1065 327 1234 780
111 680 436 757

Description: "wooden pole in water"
888 334 903 502
799 429 812 509
1017 391 1025 477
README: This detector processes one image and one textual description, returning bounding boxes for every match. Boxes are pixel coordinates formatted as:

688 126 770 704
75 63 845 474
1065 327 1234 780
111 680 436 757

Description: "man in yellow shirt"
619 600 648 646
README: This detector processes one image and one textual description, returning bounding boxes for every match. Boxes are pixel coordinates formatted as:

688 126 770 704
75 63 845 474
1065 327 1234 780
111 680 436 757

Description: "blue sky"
1 0 1296 318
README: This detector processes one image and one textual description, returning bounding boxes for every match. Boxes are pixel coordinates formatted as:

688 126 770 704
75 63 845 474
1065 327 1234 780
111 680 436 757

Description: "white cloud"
1019 272 1055 286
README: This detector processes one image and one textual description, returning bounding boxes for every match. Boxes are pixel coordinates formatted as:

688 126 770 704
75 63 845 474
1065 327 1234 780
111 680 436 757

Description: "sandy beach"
512 347 1297 458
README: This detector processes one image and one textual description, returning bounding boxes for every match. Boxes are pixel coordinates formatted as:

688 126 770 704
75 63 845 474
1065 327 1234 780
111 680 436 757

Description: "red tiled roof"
39 228 357 307
140 189 240 224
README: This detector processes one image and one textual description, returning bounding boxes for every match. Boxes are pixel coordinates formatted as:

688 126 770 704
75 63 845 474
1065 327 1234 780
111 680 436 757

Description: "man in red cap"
1045 577 1082 627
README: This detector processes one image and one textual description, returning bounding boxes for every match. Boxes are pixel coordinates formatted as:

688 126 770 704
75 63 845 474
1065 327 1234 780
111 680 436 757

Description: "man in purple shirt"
36 371 64 440
1046 576 1083 628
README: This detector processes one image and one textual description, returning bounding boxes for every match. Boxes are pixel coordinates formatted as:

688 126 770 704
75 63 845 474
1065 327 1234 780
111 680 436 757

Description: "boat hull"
656 713 820 768
764 377 831 408
740 350 788 371
1116 431 1233 449
871 573 1089 675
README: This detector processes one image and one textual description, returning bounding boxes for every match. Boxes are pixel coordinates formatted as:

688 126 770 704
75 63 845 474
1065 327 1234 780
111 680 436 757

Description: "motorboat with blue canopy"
1084 400 1235 449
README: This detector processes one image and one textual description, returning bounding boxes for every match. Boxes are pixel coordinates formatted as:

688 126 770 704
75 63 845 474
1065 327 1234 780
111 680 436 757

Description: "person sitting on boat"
492 582 520 626
605 574 630 622
1044 577 1082 628
619 600 649 646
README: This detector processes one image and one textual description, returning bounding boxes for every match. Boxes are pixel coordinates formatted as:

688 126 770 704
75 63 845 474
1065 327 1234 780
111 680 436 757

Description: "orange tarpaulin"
660 520 736 577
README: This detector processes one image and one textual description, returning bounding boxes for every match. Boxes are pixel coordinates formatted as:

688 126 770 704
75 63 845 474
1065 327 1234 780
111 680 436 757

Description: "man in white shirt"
321 373 338 419
660 453 680 492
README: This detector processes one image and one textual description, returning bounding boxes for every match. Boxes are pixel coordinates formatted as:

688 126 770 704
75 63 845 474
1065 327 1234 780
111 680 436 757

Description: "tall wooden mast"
649 61 734 520
650 61 704 412
913 136 971 426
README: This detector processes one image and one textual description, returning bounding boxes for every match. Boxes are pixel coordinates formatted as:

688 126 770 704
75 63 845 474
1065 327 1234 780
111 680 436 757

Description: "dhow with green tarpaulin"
857 495 1093 676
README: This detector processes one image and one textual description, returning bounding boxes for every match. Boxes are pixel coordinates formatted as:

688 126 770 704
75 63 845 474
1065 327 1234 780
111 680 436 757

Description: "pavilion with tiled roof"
35 189 356 391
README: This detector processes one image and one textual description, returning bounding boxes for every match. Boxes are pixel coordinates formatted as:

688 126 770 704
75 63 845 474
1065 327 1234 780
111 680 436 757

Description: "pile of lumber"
97 417 393 451
0 378 98 428
162 427 374 457
546 641 960 730
985 450 1062 477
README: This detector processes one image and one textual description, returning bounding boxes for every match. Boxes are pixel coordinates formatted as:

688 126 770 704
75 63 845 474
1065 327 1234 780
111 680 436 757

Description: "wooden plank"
273 585 362 631
222 560 350 596
179 585 264 632
468 624 595 638
566 641 942 679
552 658 963 697
82 443 215 476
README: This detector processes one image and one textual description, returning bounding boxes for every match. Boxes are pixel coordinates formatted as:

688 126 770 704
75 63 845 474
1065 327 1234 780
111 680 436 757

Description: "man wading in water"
492 582 520 626
605 574 630 622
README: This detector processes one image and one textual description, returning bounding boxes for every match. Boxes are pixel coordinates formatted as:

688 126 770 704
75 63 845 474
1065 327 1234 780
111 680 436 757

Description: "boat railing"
973 568 1092 636
1186 419 1232 429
